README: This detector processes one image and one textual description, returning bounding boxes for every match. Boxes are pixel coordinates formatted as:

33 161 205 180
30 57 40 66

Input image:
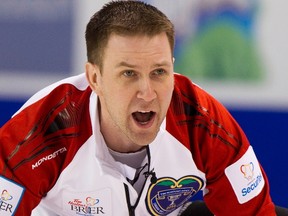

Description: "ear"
85 62 102 94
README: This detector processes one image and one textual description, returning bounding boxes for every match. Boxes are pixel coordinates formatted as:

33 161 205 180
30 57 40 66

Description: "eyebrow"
115 61 137 68
115 60 171 69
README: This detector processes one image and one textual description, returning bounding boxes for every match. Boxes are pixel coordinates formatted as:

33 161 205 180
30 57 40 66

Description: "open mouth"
132 111 156 125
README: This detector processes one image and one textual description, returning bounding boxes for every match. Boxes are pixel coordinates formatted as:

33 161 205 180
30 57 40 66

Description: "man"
0 1 276 215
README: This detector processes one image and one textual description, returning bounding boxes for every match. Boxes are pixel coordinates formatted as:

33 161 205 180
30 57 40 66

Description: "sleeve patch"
224 146 265 204
0 176 25 216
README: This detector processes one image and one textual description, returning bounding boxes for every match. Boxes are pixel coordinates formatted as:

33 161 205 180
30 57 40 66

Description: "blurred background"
0 0 287 208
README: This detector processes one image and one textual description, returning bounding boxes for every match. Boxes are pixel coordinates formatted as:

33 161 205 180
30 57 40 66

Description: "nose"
137 78 157 102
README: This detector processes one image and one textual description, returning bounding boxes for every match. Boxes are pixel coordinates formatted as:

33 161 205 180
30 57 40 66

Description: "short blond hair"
85 0 175 69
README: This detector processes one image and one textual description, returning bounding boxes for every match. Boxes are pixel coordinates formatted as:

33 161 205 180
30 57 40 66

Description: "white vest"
32 92 206 216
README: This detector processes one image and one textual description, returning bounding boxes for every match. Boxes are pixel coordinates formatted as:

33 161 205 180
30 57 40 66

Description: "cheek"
160 84 174 104
104 88 132 111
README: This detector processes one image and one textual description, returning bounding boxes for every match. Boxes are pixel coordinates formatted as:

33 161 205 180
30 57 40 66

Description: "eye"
153 69 166 76
123 70 135 77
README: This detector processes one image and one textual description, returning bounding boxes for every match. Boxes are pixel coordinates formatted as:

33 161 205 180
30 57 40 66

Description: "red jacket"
0 73 275 215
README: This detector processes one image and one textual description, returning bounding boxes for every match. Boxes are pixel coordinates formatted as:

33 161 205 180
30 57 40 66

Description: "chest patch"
146 175 203 215
63 188 112 215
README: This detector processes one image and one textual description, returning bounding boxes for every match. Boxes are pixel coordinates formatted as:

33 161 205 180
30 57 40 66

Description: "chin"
134 133 158 146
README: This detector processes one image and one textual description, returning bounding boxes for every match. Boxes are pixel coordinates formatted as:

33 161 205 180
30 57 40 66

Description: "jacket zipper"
123 146 157 215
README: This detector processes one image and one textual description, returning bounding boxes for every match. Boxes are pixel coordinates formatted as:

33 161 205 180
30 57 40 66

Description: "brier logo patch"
146 175 203 215
67 197 103 215
64 188 112 215
0 176 25 216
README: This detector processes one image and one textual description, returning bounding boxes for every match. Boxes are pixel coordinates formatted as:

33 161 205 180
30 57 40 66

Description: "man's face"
88 32 174 152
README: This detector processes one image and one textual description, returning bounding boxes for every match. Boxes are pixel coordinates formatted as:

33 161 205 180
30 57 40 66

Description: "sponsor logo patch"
64 188 111 215
225 146 265 204
0 176 25 216
146 175 203 215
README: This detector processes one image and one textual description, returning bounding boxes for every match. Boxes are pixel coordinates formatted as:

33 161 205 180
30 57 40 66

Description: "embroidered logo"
240 162 263 197
146 175 203 215
32 147 67 170
64 188 112 215
240 162 254 181
67 197 104 215
1 190 13 201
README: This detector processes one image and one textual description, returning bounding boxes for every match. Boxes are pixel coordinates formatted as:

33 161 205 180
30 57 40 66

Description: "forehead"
104 33 172 58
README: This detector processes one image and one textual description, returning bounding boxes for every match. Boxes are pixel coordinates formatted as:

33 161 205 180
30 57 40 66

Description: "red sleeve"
167 74 276 215
0 84 92 215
